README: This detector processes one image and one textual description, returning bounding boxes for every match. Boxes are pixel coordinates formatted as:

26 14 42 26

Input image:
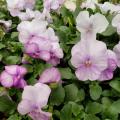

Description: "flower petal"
39 67 61 83
0 71 13 87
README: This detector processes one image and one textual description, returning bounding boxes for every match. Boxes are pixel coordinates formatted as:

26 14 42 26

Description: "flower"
17 83 51 120
81 0 98 10
76 11 109 40
39 67 61 84
24 0 36 10
113 41 120 67
17 19 48 44
112 14 120 34
98 2 120 14
0 20 12 31
6 0 36 17
64 0 76 11
71 40 108 81
43 0 64 11
0 65 27 88
17 19 63 65
99 50 117 81
18 9 45 21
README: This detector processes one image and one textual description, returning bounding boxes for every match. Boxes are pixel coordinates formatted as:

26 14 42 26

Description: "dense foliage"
1 0 120 120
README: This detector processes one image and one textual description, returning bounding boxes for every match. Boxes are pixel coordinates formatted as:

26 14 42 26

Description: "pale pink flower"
17 19 63 65
39 67 61 83
81 0 98 10
6 0 36 17
0 65 27 88
18 9 45 21
113 41 120 67
112 14 120 34
71 40 108 81
17 83 51 120
76 11 109 40
99 50 117 81
43 0 64 11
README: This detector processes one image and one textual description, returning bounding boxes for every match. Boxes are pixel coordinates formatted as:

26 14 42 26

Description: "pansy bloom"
17 19 63 65
17 83 51 120
71 40 108 81
0 65 27 88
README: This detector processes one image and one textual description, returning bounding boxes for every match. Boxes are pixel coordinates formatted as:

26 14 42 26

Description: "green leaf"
86 102 102 114
0 95 16 113
110 100 120 114
0 43 5 49
69 102 84 116
7 114 21 120
76 89 85 102
4 56 21 64
101 25 116 36
64 84 78 102
59 68 73 79
89 83 102 100
60 103 72 120
84 114 100 120
109 80 120 92
50 85 65 106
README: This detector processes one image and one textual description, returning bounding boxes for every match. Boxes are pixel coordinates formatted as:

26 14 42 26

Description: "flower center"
84 60 92 67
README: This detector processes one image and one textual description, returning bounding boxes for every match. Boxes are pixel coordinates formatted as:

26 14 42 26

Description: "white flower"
112 14 120 34
99 2 120 14
76 11 109 40
18 9 45 21
6 0 36 17
64 0 76 11
81 0 98 10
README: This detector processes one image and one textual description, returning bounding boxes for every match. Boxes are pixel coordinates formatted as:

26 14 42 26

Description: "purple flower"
0 65 27 88
71 40 108 81
99 50 117 81
39 67 61 84
17 19 63 65
17 83 51 120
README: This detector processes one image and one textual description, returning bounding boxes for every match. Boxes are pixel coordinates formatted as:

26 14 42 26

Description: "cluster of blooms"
0 0 120 119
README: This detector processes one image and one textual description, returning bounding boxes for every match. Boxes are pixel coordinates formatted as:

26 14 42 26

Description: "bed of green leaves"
1 0 120 120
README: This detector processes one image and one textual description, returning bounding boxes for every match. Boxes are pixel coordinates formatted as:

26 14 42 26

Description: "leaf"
69 102 84 116
89 83 102 100
50 85 65 106
60 103 72 120
110 100 120 114
109 80 120 92
0 95 16 113
0 43 5 49
59 68 73 79
84 114 100 120
101 25 116 36
76 89 85 102
86 102 102 114
64 84 78 102
7 114 21 120
4 56 21 64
